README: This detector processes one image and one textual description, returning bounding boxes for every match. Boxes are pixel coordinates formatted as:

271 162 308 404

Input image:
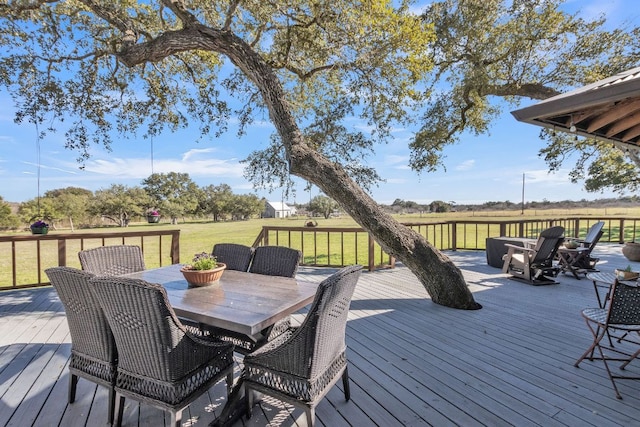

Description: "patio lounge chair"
78 245 146 276
574 278 640 399
502 226 565 285
89 276 235 427
558 221 605 279
212 243 254 271
243 265 363 426
45 267 118 425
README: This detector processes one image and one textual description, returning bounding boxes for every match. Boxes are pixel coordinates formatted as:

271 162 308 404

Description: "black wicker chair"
243 265 363 426
206 245 302 354
248 245 302 277
575 278 640 399
45 266 118 425
212 243 254 271
79 245 146 276
89 276 235 427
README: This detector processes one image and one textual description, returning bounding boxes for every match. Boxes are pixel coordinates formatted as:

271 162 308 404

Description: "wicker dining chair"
248 245 302 278
212 243 254 271
79 245 146 276
88 276 235 427
45 266 118 425
205 245 302 354
574 278 640 399
243 265 363 426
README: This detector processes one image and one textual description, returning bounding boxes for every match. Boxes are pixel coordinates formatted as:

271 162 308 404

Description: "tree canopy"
416 0 640 194
11 1 633 308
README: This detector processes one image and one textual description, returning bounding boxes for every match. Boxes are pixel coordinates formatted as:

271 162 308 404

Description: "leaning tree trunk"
117 23 481 310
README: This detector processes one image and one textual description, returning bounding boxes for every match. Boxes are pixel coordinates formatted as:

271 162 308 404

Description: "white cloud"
81 151 245 179
181 148 217 161
455 160 475 171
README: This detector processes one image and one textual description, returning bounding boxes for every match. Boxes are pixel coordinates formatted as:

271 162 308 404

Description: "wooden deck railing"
4 216 639 288
253 217 640 271
0 230 180 290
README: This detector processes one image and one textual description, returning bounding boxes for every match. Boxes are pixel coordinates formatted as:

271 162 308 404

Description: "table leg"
210 377 246 427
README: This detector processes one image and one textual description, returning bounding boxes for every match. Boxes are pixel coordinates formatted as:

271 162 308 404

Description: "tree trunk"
117 25 481 310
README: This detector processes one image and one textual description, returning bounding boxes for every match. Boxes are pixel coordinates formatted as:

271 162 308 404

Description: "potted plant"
622 241 640 262
30 220 49 235
147 210 161 223
564 238 579 249
180 252 226 287
615 265 640 281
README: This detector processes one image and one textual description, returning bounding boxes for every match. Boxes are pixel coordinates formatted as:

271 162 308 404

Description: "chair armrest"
504 243 535 253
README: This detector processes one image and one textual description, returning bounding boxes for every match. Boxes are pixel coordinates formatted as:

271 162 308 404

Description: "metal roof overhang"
511 67 640 148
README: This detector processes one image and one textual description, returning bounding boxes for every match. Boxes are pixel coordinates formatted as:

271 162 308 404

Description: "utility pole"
521 173 525 215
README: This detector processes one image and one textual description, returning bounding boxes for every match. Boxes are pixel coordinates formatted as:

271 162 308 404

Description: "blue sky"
1 0 639 206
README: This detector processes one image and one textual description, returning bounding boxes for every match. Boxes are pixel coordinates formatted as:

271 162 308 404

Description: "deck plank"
1 245 640 426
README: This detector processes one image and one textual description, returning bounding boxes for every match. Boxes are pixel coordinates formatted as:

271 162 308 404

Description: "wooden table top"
124 264 319 336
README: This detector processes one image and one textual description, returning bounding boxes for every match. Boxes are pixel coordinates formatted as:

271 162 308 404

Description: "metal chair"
243 265 363 426
575 278 640 399
89 276 235 427
212 243 254 271
248 245 302 277
79 245 146 276
45 266 118 425
502 226 565 285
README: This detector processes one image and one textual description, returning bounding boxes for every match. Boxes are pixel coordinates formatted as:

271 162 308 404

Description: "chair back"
79 245 146 276
530 226 565 265
89 277 199 382
212 243 254 271
303 265 362 377
583 221 605 248
249 246 302 277
45 267 117 382
608 280 640 325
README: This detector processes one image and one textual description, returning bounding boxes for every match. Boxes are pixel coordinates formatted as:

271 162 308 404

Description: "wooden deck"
2 244 640 426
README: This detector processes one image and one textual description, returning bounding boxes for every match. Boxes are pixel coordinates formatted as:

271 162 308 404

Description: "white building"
263 201 296 218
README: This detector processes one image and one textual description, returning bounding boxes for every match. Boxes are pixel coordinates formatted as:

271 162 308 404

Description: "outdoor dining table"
123 263 320 426
123 263 319 346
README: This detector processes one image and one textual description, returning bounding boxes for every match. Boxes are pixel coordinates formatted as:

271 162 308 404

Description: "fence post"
620 218 626 243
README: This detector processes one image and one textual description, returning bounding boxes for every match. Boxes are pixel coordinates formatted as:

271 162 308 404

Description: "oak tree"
0 1 480 308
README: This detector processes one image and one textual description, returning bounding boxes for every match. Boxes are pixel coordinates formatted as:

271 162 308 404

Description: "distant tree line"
383 197 640 215
0 172 265 230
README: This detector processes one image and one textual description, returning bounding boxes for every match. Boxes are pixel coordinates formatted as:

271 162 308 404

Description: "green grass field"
3 207 640 288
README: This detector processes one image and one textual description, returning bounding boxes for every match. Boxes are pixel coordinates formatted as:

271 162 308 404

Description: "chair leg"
342 367 350 401
245 384 253 419
305 407 315 427
107 387 115 425
575 321 607 367
114 394 126 427
171 409 183 427
226 371 234 395
68 373 78 403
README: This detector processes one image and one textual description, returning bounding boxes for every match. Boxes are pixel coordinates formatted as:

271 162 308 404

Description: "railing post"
518 222 524 237
57 239 67 266
171 230 180 264
499 222 506 236
620 218 626 243
451 222 457 251
368 233 375 271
